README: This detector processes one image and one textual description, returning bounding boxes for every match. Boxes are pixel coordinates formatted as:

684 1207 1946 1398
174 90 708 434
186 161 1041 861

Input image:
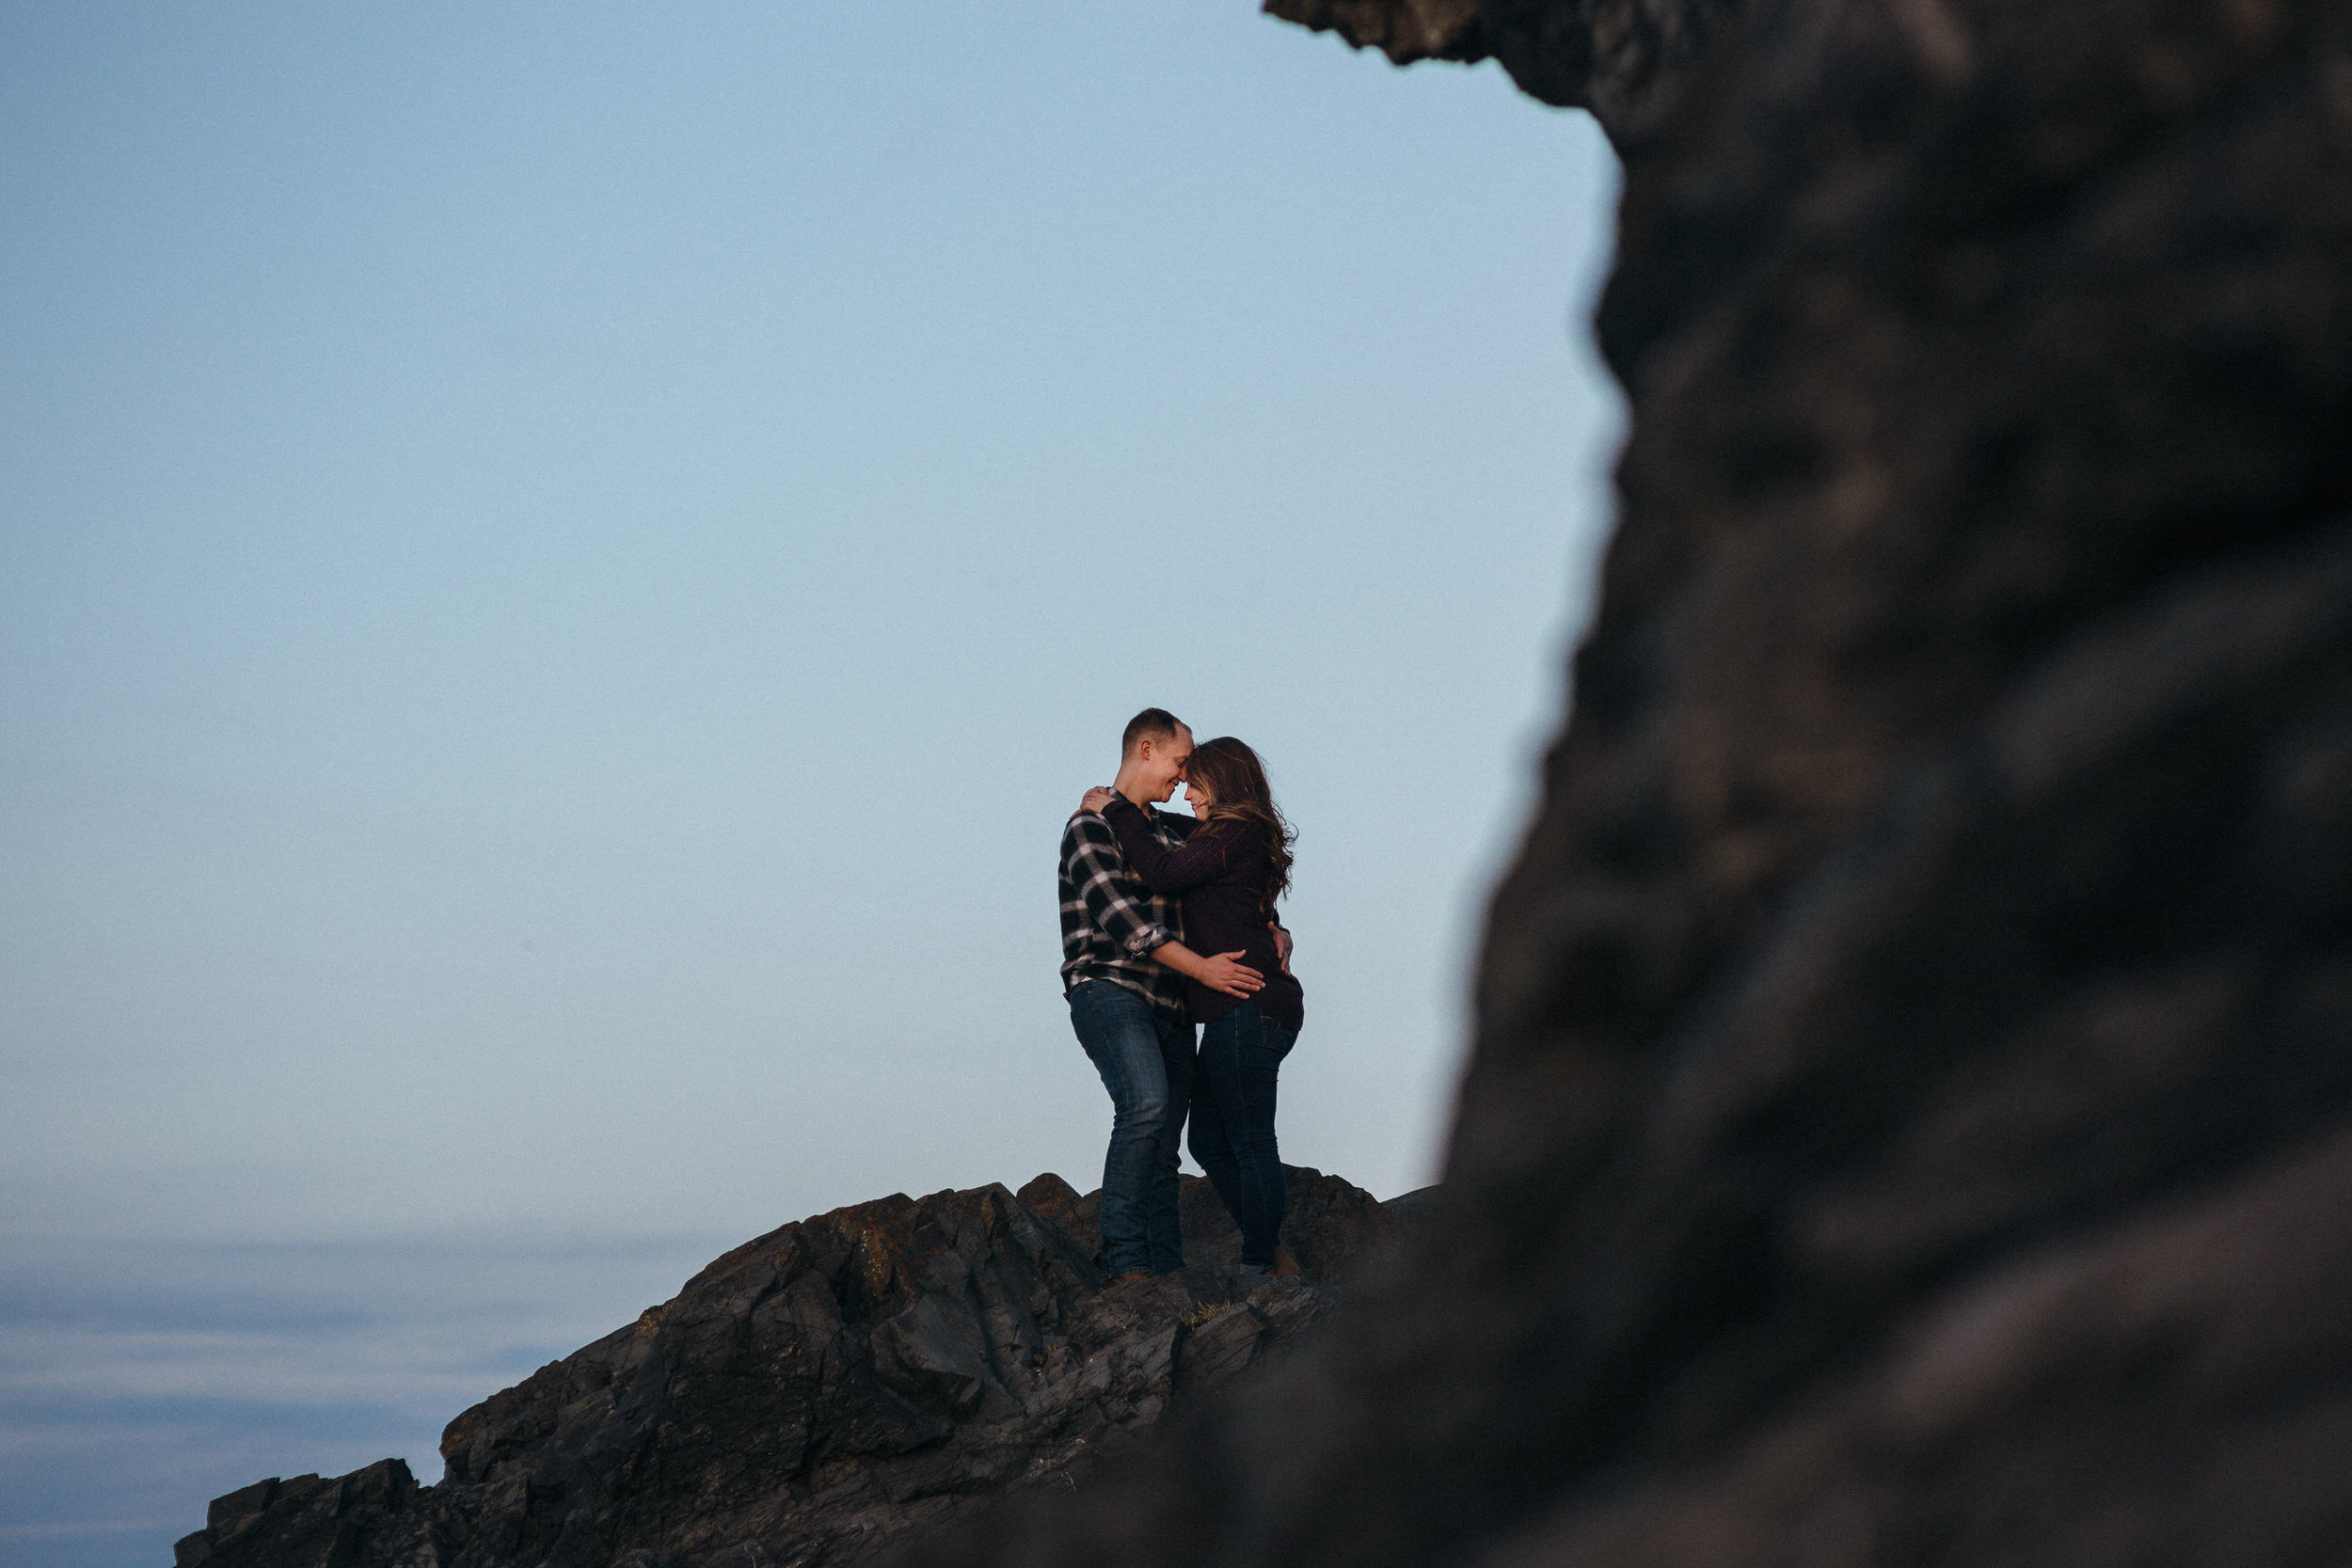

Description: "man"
1058 708 1264 1283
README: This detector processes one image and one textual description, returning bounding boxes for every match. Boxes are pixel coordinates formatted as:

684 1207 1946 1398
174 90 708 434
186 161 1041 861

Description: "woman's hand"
1080 786 1115 814
1197 950 1264 999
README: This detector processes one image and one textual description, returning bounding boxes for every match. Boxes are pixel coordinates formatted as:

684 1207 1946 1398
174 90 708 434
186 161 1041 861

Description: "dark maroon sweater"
1102 796 1303 1030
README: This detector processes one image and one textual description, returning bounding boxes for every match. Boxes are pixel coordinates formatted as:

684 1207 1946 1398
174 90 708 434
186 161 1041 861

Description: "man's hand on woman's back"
1196 950 1264 999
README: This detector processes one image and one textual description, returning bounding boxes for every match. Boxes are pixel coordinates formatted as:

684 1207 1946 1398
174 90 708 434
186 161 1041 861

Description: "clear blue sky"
0 6 1618 1249
4 7 1621 1559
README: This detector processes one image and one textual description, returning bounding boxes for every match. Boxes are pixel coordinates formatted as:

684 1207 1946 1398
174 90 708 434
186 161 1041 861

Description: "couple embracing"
1057 707 1306 1285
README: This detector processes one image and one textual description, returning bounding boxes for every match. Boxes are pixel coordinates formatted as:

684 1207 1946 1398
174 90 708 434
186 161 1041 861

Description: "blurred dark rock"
1263 0 1739 133
170 1168 1393 1568
903 1 2352 1566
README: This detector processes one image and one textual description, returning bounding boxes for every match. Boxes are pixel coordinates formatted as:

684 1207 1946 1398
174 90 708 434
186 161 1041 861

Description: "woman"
1084 737 1304 1275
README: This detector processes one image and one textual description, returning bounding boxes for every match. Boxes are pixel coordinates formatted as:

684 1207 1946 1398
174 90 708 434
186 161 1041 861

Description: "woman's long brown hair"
1184 736 1294 910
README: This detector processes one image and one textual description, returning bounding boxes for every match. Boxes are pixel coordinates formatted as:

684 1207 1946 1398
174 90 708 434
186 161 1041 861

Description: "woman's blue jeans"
1190 1000 1297 1270
1068 980 1195 1276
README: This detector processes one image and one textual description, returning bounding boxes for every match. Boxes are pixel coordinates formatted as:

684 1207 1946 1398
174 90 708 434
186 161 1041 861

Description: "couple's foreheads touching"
1056 707 1306 1284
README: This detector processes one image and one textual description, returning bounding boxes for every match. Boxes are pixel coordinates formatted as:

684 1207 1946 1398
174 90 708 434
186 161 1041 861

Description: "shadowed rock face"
903 2 2352 1566
169 1169 1393 1568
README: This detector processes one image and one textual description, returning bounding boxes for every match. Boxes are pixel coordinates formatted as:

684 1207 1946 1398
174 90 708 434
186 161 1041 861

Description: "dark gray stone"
902 0 2352 1565
1262 0 1740 134
170 1169 1395 1568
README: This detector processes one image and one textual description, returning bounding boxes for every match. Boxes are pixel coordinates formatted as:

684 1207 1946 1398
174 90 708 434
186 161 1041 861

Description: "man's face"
1136 726 1193 803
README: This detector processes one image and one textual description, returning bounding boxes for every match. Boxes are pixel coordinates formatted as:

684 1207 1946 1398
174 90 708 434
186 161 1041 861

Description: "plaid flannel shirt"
1058 803 1194 1017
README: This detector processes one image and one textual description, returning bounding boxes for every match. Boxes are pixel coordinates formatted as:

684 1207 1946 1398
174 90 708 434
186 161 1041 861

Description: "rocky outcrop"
1263 0 1740 134
902 2 2352 1567
170 1169 1393 1568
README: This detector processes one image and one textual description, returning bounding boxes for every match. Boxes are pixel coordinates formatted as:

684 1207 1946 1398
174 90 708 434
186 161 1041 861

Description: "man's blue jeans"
1190 999 1297 1271
1068 980 1195 1276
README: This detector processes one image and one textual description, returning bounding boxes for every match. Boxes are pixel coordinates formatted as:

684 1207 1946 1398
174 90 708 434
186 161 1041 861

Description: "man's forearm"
1148 940 1210 981
1153 939 1265 999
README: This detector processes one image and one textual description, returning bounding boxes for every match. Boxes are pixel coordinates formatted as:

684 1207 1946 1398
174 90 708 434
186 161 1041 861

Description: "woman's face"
1183 776 1214 817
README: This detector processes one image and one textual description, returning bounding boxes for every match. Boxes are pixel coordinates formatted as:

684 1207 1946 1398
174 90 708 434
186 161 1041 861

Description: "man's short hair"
1121 707 1186 756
